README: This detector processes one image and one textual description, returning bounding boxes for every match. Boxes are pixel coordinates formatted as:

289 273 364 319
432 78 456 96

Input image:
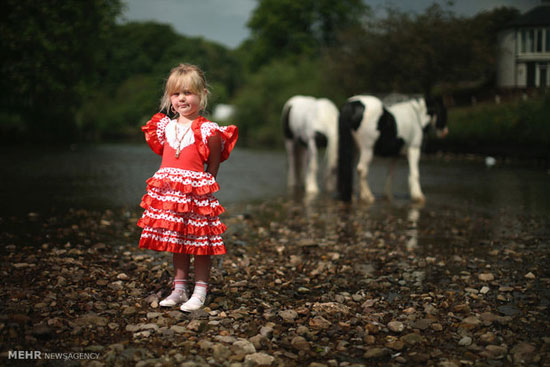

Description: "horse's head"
425 96 448 138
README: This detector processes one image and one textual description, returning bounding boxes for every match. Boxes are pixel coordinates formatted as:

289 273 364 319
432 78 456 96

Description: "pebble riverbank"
1 196 549 366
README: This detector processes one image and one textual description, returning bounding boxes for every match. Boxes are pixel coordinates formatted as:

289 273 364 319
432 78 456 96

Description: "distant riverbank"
428 94 550 164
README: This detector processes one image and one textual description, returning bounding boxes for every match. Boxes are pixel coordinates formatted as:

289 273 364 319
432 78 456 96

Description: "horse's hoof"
359 195 375 204
411 195 425 204
305 187 319 195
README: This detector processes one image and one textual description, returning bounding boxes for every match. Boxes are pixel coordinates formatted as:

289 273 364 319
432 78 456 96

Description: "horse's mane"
381 93 423 106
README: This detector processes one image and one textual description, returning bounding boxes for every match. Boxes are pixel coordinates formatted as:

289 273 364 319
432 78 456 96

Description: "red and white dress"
137 113 238 255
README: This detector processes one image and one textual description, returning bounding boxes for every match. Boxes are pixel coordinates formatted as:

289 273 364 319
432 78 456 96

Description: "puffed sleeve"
195 121 238 162
141 113 170 155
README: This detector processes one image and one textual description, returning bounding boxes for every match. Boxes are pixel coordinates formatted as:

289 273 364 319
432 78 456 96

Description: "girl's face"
170 89 201 120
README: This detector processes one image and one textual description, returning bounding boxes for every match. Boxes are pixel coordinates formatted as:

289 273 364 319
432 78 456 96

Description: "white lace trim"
156 116 171 145
141 228 223 247
148 187 221 209
200 121 227 151
151 168 217 188
165 120 195 151
143 207 222 227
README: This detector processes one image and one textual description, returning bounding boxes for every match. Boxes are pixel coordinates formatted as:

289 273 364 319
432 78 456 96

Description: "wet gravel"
1 194 549 366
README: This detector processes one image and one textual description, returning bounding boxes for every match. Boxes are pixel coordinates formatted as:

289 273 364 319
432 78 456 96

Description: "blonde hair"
160 63 209 113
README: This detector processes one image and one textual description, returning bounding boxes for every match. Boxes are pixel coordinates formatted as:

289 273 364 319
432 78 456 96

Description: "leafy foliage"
232 58 329 147
323 5 520 96
77 22 241 139
1 0 541 155
244 0 368 71
0 0 123 140
447 95 550 148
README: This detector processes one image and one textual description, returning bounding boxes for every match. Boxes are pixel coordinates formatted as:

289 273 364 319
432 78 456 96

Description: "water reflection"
406 204 422 252
1 144 548 240
0 145 287 216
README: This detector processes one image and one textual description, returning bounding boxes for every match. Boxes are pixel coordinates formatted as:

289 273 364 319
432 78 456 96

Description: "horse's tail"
281 101 293 140
337 100 365 201
316 99 339 169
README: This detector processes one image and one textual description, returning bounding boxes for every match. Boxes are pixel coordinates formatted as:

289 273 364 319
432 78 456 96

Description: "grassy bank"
432 94 550 161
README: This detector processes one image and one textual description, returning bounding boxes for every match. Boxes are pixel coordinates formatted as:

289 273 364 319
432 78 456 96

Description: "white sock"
192 281 207 298
174 278 189 292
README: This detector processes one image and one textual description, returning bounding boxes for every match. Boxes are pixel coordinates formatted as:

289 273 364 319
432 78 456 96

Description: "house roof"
508 5 550 27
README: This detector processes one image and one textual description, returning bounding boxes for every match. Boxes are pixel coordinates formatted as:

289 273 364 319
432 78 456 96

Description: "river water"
1 144 549 243
0 144 287 215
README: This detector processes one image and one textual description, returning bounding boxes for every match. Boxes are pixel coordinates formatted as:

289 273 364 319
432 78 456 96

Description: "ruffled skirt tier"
138 168 227 255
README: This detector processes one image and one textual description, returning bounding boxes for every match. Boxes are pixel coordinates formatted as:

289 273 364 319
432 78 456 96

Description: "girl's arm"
206 132 222 178
142 113 170 155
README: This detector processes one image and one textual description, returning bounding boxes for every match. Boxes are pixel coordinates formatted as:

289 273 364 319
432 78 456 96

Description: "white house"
497 1 550 88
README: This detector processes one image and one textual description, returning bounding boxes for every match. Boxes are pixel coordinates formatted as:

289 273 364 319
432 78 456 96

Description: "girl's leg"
193 255 211 281
181 255 211 312
173 252 191 293
160 253 190 307
174 252 191 280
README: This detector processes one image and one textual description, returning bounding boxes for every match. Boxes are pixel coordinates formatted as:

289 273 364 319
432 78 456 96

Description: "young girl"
137 63 238 312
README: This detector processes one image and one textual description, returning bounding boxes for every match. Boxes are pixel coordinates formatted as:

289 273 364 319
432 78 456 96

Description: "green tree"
0 0 123 141
244 0 369 71
467 7 520 83
230 0 371 147
324 5 520 96
232 58 331 147
103 22 182 88
77 21 242 139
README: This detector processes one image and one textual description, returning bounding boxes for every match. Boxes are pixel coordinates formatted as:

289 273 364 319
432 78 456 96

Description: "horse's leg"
357 147 375 203
324 165 337 193
285 139 297 188
407 146 425 202
384 158 396 201
324 139 338 193
295 143 307 188
305 139 319 194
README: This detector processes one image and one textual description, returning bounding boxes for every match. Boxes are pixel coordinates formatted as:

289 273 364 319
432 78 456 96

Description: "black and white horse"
337 95 448 202
282 95 339 194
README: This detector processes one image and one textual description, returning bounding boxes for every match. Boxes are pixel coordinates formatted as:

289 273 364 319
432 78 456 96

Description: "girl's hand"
206 132 222 178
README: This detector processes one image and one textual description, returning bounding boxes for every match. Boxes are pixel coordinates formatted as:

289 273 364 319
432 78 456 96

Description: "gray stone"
249 334 268 350
312 302 350 315
364 347 390 359
400 333 423 345
309 316 331 330
387 321 404 333
212 343 231 361
170 325 186 334
278 309 298 323
244 352 275 366
259 326 274 338
291 336 310 351
75 313 108 327
215 335 238 343
233 340 256 354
